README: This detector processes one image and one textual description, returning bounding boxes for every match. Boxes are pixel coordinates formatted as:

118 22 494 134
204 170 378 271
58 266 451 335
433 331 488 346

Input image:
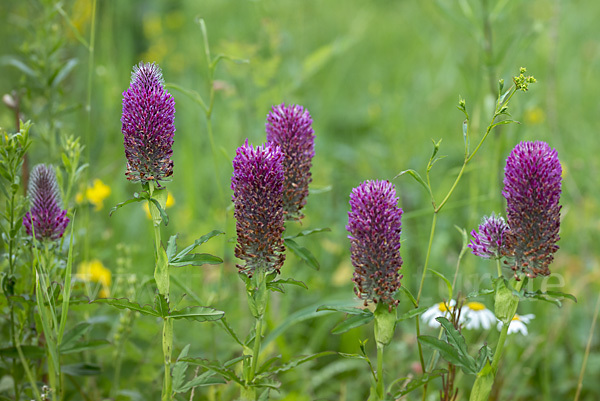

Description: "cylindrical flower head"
23 164 69 241
266 104 315 221
503 141 562 278
232 140 286 277
468 214 509 259
121 62 175 183
347 180 403 309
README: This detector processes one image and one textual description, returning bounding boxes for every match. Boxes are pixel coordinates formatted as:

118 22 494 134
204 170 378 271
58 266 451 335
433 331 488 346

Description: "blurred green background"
1 0 599 399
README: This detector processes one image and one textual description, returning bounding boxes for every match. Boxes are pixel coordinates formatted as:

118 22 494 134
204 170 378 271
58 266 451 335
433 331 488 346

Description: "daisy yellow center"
438 302 452 312
512 315 521 321
466 302 486 311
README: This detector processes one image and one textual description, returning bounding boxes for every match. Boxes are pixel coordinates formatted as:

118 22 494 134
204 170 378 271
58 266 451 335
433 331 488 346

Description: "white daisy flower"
462 302 497 330
421 300 459 328
497 313 535 335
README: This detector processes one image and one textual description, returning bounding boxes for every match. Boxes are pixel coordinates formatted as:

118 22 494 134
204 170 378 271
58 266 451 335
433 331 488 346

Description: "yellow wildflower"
143 192 175 219
78 259 111 298
76 179 111 211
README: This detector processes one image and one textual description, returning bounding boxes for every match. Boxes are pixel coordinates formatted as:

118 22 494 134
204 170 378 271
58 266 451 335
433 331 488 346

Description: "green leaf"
332 313 374 335
284 238 320 270
155 246 170 297
394 169 430 195
58 220 76 345
0 346 45 359
62 363 101 376
59 339 110 355
430 269 453 300
109 192 144 217
392 369 446 397
466 288 494 299
283 227 331 240
522 289 577 307
256 355 282 376
172 345 190 393
476 344 493 372
338 352 368 361
169 306 224 322
267 277 308 293
35 272 59 376
317 305 371 315
165 83 208 111
217 317 244 347
173 230 225 261
177 373 226 393
490 119 519 129
52 58 78 88
0 56 36 77
154 293 169 317
417 335 465 370
396 306 429 322
257 389 270 401
170 253 223 268
148 197 169 226
166 234 178 262
93 298 161 317
255 351 335 379
398 286 418 307
545 290 577 303
181 357 244 385
59 322 92 351
436 317 475 372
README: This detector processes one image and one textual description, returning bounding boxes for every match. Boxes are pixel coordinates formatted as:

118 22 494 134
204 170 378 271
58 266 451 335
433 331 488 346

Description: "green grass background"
1 0 599 399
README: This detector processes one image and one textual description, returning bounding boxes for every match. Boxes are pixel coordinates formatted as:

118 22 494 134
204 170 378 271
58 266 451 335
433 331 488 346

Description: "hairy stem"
491 279 524 373
376 343 384 398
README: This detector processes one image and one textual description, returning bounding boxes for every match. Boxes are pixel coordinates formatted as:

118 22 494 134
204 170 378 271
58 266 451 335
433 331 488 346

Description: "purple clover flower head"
121 62 175 183
347 180 403 310
23 164 69 241
468 214 509 259
266 104 315 221
232 140 286 277
503 141 562 278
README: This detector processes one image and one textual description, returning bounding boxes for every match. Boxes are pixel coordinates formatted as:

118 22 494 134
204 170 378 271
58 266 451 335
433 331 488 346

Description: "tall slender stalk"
490 279 524 373
574 293 600 401
148 183 173 401
376 344 384 398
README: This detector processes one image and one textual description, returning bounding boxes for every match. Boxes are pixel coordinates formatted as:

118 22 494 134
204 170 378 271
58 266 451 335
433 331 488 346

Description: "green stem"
490 279 524 373
240 385 256 400
161 318 173 401
148 184 172 401
416 213 438 304
376 343 384 398
574 293 600 401
416 212 437 399
250 315 263 382
15 341 42 401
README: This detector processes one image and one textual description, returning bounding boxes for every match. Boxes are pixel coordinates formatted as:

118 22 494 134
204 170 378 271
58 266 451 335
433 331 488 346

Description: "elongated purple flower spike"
503 141 562 278
468 214 509 259
121 62 175 183
347 180 403 310
232 140 286 277
266 104 315 221
23 164 69 241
